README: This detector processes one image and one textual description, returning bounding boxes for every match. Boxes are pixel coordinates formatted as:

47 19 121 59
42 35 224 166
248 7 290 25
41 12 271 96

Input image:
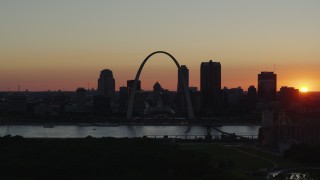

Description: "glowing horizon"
0 1 319 92
300 86 309 93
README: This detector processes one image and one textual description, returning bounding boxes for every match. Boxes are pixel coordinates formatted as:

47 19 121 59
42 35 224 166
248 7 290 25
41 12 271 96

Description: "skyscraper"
279 86 299 109
177 65 189 92
200 60 222 113
247 85 257 111
76 87 87 112
119 86 129 112
127 79 141 97
177 65 189 113
258 72 277 102
97 69 115 100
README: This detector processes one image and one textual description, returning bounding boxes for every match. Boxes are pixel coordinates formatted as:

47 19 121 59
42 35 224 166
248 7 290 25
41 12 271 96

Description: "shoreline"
0 122 262 126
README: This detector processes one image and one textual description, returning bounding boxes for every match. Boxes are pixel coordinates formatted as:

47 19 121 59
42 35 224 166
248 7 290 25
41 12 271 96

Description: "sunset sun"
300 86 309 93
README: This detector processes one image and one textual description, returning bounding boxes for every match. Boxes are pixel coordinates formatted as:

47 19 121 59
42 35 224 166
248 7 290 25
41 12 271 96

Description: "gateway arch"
126 51 194 119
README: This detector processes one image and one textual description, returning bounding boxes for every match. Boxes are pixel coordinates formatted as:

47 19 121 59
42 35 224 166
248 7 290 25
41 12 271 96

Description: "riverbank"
0 124 261 139
0 113 262 125
0 121 261 126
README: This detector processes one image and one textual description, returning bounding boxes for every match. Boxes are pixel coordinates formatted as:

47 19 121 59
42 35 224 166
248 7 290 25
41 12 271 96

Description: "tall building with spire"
200 60 222 113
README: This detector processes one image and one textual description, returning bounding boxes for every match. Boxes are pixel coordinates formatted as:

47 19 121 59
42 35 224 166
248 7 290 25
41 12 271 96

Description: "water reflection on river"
0 125 261 138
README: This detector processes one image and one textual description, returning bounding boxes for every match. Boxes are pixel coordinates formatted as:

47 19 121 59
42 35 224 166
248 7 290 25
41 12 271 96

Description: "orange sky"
1 51 319 92
0 1 319 91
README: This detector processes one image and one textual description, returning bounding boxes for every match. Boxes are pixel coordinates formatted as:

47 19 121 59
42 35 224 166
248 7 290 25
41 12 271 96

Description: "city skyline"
1 2 320 179
1 1 319 91
0 58 315 93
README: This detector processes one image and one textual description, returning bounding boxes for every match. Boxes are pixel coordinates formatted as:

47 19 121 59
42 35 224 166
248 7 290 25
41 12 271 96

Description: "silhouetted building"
258 72 277 102
189 87 198 93
189 87 201 114
152 81 163 106
127 80 141 91
177 65 189 92
7 94 27 113
200 60 222 113
248 86 257 99
93 95 111 114
76 88 87 112
133 92 146 115
127 80 141 97
97 69 115 100
279 86 299 109
153 82 163 92
259 111 320 153
148 82 172 114
177 65 189 113
119 86 129 112
223 87 243 111
247 85 257 110
52 91 70 115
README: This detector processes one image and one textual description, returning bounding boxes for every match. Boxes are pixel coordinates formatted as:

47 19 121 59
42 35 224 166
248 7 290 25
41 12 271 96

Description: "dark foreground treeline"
0 136 241 180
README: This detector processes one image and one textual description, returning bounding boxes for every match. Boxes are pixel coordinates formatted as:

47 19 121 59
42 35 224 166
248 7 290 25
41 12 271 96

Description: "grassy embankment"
0 136 303 180
181 143 305 180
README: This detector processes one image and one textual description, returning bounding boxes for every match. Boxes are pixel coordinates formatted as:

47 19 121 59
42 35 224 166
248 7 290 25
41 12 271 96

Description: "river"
0 125 260 138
